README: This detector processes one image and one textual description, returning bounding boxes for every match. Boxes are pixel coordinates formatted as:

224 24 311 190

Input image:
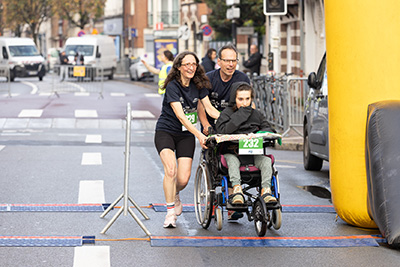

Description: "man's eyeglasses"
220 58 239 64
181 62 198 68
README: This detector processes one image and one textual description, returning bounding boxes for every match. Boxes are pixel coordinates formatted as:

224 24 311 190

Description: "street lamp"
226 0 240 46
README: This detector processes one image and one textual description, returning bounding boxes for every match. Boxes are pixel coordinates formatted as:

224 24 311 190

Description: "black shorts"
154 131 196 159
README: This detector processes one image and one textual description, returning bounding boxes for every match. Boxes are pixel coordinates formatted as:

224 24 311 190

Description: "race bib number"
239 137 263 155
182 112 198 131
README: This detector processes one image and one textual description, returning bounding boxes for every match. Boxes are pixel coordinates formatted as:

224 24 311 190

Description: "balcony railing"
159 11 180 26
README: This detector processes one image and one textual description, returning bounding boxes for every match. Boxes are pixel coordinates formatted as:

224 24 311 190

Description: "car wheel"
108 68 114 80
303 124 323 171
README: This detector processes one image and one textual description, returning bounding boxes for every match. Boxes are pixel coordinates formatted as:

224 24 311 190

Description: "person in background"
154 51 220 228
142 50 174 95
59 50 70 81
201 48 217 73
243 44 262 76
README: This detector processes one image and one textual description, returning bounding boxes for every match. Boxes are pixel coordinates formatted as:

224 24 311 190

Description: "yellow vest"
158 62 173 95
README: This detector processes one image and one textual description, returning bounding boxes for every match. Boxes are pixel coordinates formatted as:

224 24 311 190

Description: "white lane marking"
131 110 155 118
75 109 98 118
110 92 126 97
38 92 52 96
275 165 297 169
145 93 161 98
73 246 110 267
78 180 105 204
74 92 90 96
20 81 38 94
18 109 43 118
0 145 5 151
85 134 102 143
67 82 86 92
81 152 102 165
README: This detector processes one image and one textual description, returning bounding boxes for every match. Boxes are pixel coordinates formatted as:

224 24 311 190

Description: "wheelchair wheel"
253 197 268 237
194 163 214 229
214 206 223 231
271 208 282 230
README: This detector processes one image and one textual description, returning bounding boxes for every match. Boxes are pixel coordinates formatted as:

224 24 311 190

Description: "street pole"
232 19 237 46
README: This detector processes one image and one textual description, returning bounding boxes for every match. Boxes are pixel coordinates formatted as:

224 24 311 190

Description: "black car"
303 53 329 171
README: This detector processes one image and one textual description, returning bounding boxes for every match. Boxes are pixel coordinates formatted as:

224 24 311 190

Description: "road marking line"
110 92 126 97
275 165 297 169
75 109 98 118
73 246 110 267
18 109 43 118
67 82 86 92
131 110 155 118
21 81 38 94
145 93 161 98
78 180 105 204
81 152 102 165
0 145 4 151
74 92 90 96
85 134 102 143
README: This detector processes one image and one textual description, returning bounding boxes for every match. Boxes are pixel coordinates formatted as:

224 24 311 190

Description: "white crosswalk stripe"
81 152 102 165
73 246 110 267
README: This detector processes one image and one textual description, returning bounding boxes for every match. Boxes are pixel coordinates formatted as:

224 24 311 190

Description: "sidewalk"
276 127 303 151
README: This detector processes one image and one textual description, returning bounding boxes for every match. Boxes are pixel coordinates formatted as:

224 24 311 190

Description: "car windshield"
65 45 94 56
9 45 40 57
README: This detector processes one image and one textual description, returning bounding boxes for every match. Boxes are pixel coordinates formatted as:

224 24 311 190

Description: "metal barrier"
251 74 308 136
283 77 309 137
100 103 151 236
51 65 104 98
0 65 11 97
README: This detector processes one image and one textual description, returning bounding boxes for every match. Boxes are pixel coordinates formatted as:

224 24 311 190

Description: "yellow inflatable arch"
325 1 400 228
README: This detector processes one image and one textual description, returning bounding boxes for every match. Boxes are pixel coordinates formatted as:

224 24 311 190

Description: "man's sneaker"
175 194 182 216
227 210 244 220
163 213 177 228
261 187 277 204
232 185 244 204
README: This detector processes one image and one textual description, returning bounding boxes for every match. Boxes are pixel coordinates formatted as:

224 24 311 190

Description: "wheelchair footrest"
226 201 249 212
265 202 281 210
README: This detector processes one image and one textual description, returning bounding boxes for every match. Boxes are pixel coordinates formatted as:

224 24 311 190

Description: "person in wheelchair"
215 82 277 205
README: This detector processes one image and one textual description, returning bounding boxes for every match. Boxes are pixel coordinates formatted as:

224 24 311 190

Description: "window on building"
160 0 179 26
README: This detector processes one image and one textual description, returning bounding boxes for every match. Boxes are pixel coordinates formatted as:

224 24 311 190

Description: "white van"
0 37 46 81
64 35 117 79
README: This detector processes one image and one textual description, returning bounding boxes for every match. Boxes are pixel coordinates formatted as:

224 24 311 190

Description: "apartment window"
159 0 179 26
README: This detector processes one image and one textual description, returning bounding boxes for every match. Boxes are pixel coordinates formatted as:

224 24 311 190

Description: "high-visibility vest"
158 62 173 95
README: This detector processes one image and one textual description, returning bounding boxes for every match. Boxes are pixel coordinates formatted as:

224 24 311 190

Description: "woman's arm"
200 96 220 120
197 101 211 135
141 60 160 75
171 102 207 149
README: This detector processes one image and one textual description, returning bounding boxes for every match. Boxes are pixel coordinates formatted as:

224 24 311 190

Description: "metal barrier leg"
100 103 151 236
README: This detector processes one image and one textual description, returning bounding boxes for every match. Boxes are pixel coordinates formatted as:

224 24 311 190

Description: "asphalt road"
0 75 399 266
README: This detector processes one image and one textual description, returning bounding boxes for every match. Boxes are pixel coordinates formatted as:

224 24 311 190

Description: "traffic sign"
178 25 190 40
77 30 85 37
131 28 137 38
201 24 213 37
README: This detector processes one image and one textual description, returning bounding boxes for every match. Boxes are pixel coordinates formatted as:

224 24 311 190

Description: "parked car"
303 53 329 171
0 37 46 81
47 48 60 71
129 57 153 81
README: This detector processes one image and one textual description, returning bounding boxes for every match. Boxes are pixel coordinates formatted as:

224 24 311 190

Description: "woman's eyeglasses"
181 62 198 68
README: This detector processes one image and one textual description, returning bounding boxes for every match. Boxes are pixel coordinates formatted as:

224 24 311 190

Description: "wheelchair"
194 132 282 237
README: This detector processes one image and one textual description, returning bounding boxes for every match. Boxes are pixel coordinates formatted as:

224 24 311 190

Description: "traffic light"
263 0 287 16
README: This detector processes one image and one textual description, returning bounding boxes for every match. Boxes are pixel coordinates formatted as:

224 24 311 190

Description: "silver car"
303 53 329 171
129 58 153 81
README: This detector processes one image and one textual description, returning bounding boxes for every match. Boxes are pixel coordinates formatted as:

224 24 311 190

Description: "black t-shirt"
156 79 208 135
205 69 250 126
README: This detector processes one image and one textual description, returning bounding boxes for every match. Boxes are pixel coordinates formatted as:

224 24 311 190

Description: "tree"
3 0 53 44
204 0 266 40
53 0 105 30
